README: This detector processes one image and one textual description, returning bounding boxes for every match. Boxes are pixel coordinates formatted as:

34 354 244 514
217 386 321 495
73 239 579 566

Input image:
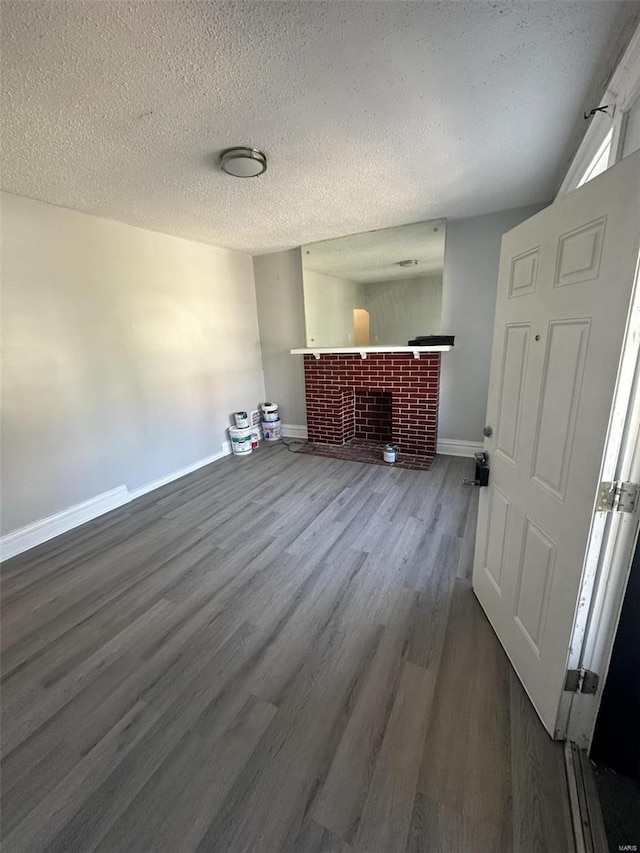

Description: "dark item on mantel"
407 335 455 346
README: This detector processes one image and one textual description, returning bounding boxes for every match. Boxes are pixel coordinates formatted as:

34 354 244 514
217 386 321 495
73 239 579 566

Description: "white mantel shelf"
290 345 452 360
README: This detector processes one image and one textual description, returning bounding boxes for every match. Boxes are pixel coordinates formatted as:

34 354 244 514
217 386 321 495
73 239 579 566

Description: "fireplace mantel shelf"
290 345 452 360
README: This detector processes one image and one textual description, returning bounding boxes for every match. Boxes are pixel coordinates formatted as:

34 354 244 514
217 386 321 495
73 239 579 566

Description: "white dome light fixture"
219 147 267 178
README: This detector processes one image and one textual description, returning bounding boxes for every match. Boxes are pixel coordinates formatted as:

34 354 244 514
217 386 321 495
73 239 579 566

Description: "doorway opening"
353 308 370 346
589 534 640 851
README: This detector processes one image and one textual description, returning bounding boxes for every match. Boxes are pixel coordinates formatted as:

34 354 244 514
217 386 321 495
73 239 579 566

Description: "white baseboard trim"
281 424 308 439
1 442 234 562
128 444 232 500
277 427 477 455
0 486 130 562
436 439 484 458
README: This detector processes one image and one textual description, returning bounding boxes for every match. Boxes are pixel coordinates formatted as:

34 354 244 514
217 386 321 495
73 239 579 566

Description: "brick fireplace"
302 352 441 460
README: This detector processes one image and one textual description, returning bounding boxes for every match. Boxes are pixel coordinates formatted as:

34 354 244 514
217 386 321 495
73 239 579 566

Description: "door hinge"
564 668 599 694
596 481 640 514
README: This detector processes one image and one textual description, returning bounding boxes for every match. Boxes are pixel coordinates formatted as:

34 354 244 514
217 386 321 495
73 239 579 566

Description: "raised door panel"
531 320 590 501
513 517 557 658
554 217 606 288
509 247 539 298
483 486 512 596
495 324 530 465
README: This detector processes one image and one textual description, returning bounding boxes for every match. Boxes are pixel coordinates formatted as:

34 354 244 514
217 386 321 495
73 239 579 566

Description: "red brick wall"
303 353 440 458
354 392 392 442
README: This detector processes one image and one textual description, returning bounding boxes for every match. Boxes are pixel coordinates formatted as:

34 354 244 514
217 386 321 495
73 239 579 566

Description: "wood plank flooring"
0 445 574 852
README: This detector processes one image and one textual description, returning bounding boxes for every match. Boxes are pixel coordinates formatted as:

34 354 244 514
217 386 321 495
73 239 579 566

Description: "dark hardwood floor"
0 444 574 852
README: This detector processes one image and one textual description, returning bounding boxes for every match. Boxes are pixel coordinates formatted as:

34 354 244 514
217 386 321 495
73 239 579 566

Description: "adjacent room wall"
303 269 364 347
1 192 265 535
253 249 307 426
253 203 546 442
364 274 442 345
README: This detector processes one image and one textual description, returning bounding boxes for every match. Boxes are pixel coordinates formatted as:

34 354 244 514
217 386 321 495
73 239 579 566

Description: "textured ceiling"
1 1 638 255
303 219 446 283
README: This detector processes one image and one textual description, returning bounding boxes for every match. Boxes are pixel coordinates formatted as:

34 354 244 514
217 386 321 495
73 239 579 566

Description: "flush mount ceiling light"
398 259 418 267
219 147 267 178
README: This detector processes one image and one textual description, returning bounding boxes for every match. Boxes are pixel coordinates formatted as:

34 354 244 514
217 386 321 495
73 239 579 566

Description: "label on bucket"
263 420 282 441
229 428 252 454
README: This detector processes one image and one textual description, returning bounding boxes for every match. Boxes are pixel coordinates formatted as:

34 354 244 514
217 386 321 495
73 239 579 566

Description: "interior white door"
473 150 640 738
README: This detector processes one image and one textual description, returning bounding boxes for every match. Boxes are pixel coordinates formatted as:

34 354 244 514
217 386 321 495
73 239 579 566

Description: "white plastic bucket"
262 419 282 442
261 402 279 422
229 425 253 455
234 411 250 428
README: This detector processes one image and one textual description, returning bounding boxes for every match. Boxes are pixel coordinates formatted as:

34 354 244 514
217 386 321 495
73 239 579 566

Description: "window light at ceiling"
577 129 613 188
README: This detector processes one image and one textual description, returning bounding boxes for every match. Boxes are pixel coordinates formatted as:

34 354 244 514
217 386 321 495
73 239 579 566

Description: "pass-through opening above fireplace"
301 219 446 348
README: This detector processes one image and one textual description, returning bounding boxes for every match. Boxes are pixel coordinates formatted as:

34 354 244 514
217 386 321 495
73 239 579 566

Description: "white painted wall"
303 269 364 346
254 204 546 439
1 192 265 535
364 275 442 344
253 249 307 426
